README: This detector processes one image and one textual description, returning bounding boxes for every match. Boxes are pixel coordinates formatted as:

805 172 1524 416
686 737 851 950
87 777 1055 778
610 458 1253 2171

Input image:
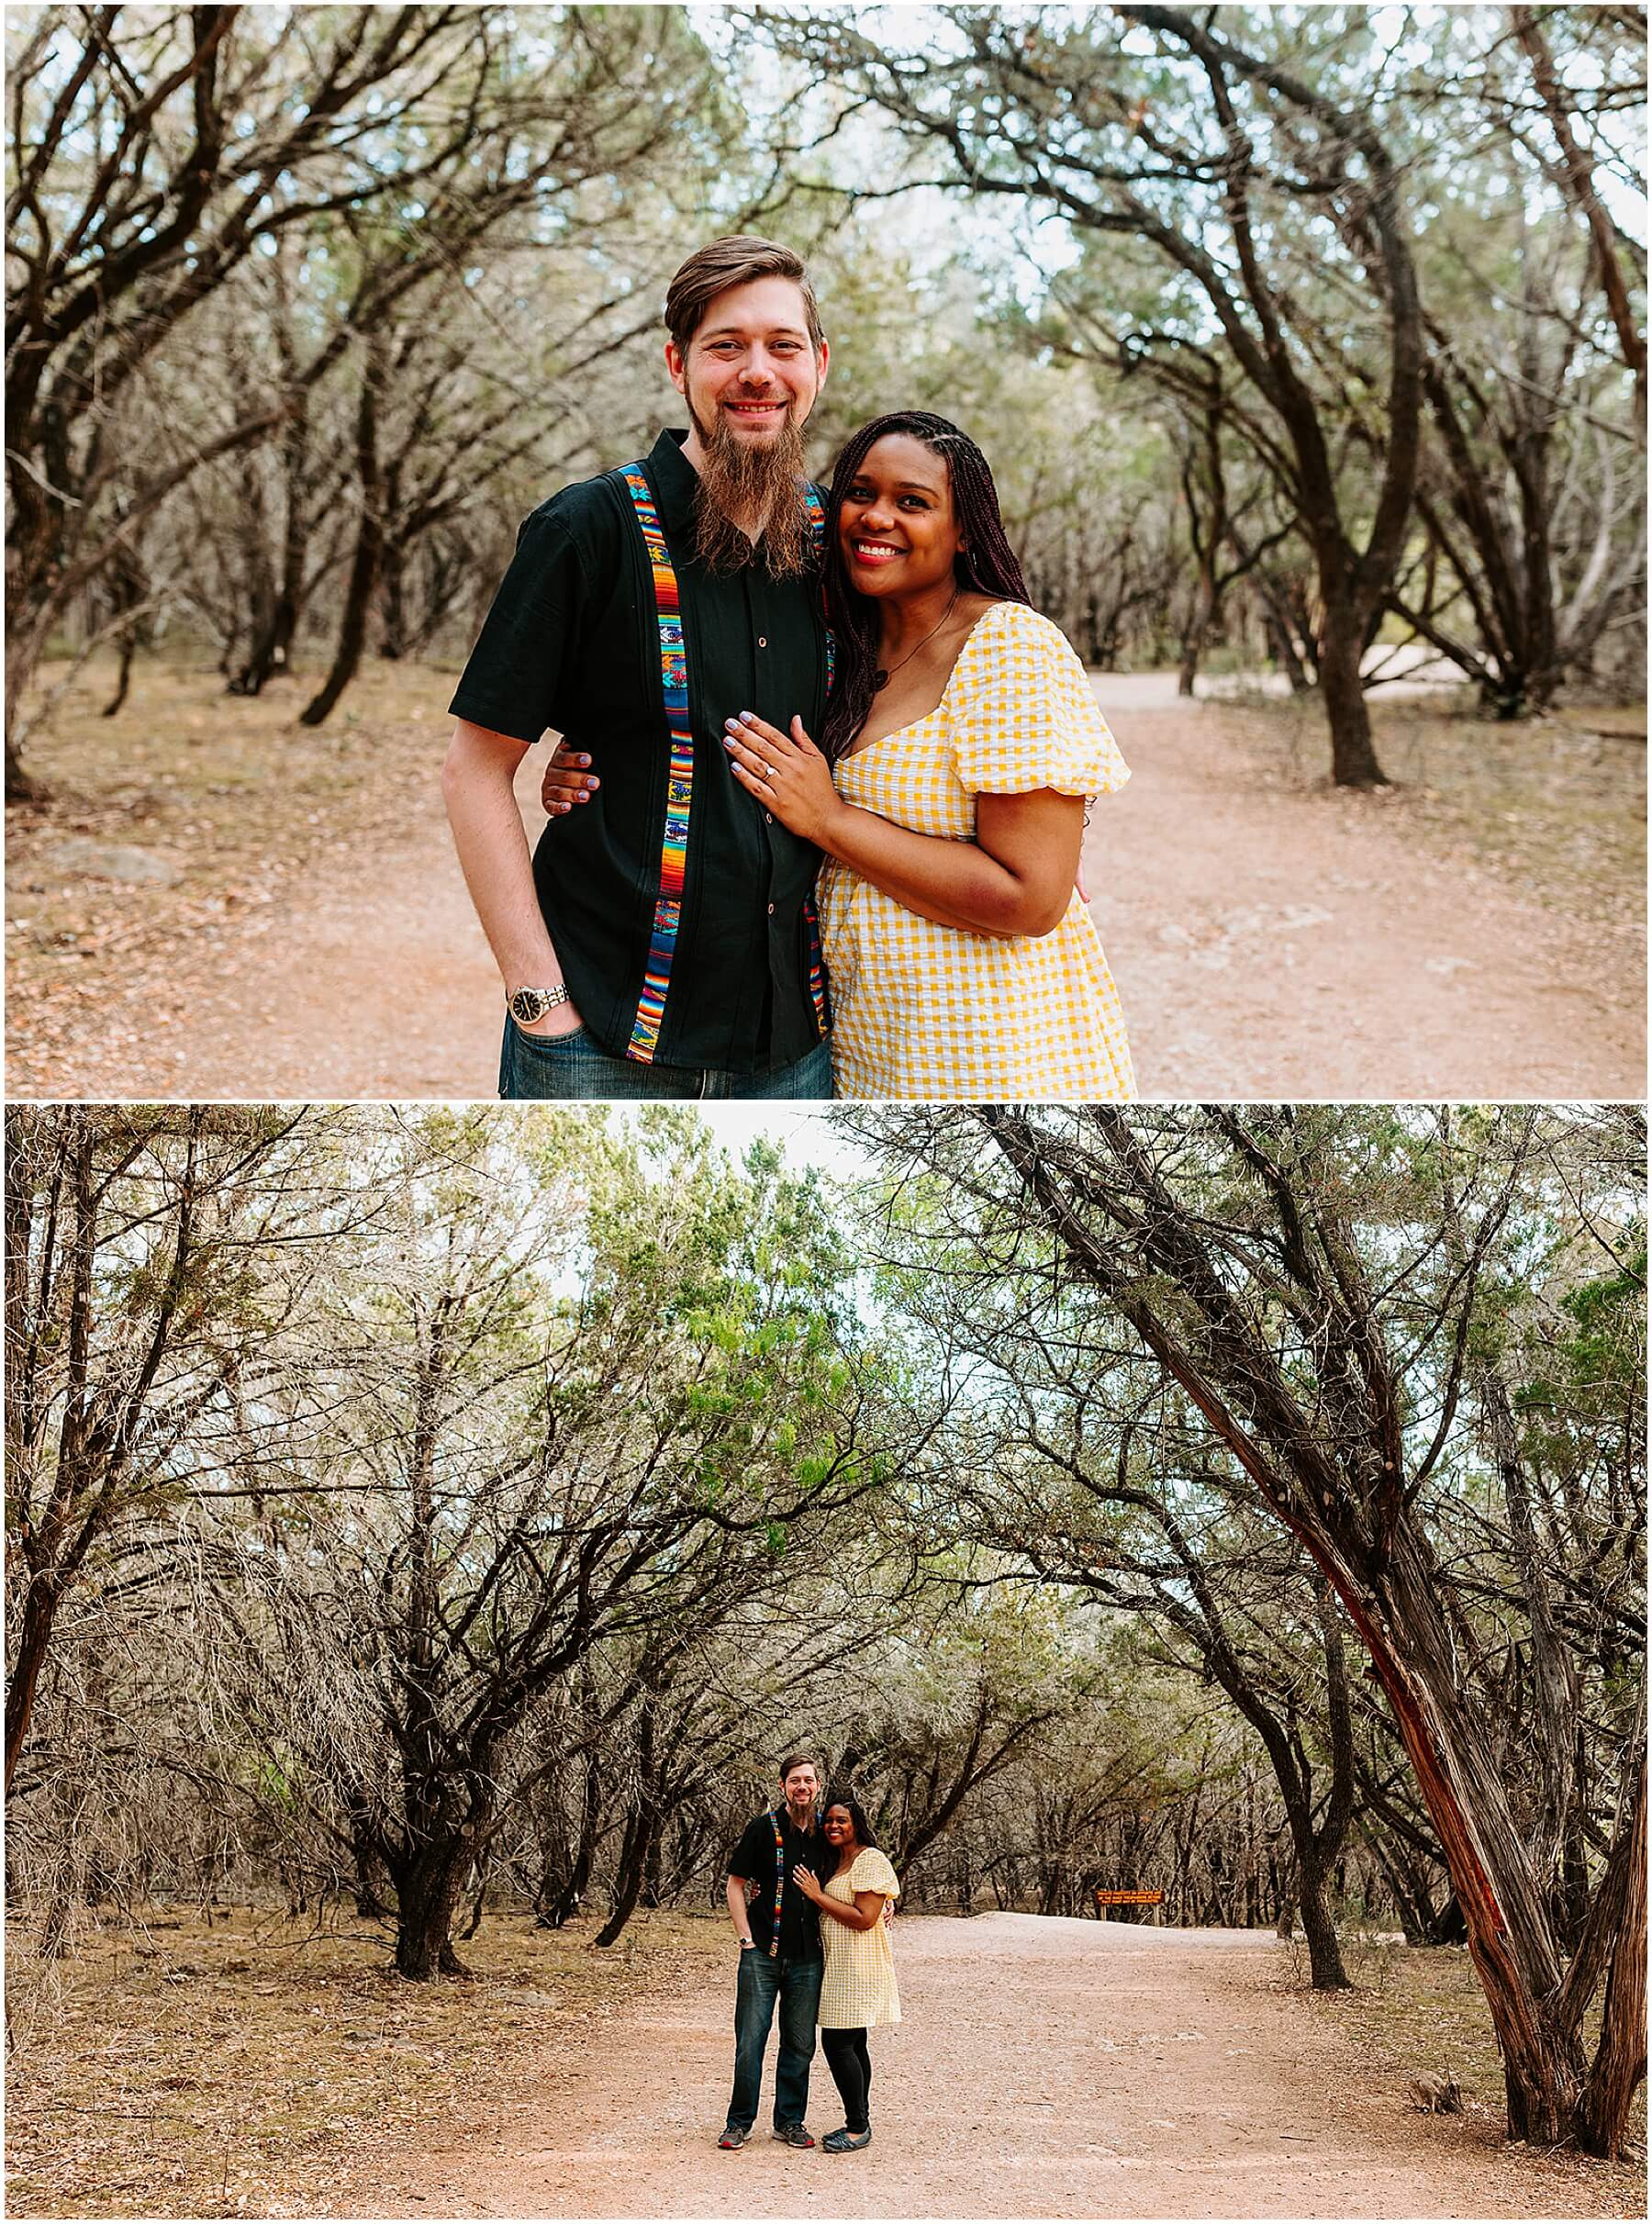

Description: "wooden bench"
1094 1888 1164 1921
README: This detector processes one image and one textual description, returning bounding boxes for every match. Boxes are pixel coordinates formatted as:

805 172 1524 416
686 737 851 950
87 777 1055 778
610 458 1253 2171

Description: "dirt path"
7 677 1642 1100
1085 680 1643 1100
323 1915 1630 2220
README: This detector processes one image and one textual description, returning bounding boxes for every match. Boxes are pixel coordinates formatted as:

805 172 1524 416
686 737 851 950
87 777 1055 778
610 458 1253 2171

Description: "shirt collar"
647 427 701 535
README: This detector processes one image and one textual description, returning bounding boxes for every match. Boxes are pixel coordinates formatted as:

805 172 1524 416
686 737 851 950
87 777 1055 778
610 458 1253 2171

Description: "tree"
849 1101 1646 2154
834 1594 1073 1881
3 1102 369 1798
763 4 1430 783
188 1112 918 1978
1373 32 1646 715
5 5 720 791
1508 5 1646 437
880 1240 1360 1983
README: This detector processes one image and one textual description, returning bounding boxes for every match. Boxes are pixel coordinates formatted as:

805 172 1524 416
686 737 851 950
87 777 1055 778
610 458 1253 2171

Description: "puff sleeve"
948 603 1130 800
850 1848 901 1901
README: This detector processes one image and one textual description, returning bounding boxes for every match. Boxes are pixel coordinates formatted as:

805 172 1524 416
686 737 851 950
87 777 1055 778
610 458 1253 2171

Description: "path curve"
332 1914 1630 2220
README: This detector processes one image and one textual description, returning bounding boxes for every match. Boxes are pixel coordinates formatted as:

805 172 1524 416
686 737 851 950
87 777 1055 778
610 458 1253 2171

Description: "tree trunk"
392 1845 475 1980
537 1750 603 1928
5 603 55 802
1298 1858 1351 1990
380 540 408 661
1341 1529 1586 2140
595 1805 656 1949
1178 401 1225 698
5 1580 60 1799
230 595 297 697
1316 612 1389 787
299 342 385 727
1178 563 1216 698
350 1815 392 1920
102 631 138 718
1574 1738 1646 2159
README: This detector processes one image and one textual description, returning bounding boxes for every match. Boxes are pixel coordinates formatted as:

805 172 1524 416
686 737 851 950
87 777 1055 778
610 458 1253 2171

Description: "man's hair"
665 236 824 358
776 1751 818 1783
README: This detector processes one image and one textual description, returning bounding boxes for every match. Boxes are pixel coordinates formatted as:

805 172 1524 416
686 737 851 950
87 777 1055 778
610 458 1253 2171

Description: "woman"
722 410 1133 1100
791 1792 899 2153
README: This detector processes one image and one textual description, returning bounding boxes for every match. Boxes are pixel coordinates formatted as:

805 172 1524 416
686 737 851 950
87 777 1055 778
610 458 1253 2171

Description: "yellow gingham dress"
819 599 1135 1101
818 1848 901 2029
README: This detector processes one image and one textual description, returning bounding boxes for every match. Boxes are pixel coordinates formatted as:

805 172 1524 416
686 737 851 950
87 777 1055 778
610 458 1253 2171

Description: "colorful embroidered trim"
802 484 832 1039
802 894 830 1038
768 1807 787 1957
803 484 836 698
622 470 834 1063
620 465 692 1064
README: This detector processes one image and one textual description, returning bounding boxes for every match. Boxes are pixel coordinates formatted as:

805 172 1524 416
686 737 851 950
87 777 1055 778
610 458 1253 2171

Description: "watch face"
510 989 545 1023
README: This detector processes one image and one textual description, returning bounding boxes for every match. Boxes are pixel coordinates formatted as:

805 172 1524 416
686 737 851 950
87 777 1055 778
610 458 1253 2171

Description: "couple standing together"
720 1756 901 2156
443 234 1134 1102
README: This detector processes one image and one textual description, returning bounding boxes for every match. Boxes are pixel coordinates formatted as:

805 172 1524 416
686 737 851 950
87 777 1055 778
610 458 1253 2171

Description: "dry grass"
1229 690 1646 938
1288 1938 1647 2213
3 1903 711 2220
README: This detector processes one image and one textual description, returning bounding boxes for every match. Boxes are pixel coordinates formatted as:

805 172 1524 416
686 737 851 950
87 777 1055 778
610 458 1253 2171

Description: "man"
442 236 833 1100
720 1752 829 2151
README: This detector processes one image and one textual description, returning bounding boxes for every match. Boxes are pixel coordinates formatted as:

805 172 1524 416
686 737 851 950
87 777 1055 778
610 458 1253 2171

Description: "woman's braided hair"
820 410 1032 764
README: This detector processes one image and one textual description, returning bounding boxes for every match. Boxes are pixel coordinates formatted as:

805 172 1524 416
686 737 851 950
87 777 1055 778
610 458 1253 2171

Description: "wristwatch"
508 983 572 1026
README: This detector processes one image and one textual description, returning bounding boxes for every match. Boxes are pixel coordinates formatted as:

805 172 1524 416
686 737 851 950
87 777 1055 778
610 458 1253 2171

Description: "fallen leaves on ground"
1287 1937 1646 2210
4 1904 709 2220
6 654 457 1095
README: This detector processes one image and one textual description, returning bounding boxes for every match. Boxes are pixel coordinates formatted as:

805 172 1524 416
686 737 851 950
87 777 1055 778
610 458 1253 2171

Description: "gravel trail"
331 1915 1635 2220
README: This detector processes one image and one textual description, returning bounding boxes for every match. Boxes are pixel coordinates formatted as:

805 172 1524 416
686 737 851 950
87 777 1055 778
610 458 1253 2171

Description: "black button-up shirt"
449 430 830 1073
729 1808 829 1960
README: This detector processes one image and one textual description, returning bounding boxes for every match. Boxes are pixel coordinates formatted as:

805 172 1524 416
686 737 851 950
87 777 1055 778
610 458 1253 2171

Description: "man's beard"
691 399 812 577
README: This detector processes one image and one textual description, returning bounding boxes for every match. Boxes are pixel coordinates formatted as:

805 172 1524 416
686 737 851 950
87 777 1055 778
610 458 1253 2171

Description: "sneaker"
717 2125 751 2150
821 2127 872 2153
772 2122 816 2149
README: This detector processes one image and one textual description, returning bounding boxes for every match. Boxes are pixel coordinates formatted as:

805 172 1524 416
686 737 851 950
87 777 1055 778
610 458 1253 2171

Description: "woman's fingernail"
586 777 598 789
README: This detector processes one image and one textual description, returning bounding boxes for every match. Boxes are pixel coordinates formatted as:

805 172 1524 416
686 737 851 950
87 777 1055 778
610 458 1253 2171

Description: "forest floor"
4 1906 1644 2220
5 654 1644 1101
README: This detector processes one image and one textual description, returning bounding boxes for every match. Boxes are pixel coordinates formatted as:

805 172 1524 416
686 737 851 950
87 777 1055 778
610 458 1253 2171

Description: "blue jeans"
499 1021 832 1101
727 1950 821 2132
